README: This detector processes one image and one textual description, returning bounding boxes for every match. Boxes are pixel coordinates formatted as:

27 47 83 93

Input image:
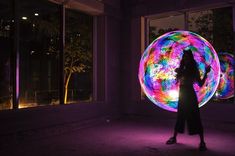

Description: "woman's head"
182 49 195 65
176 49 199 79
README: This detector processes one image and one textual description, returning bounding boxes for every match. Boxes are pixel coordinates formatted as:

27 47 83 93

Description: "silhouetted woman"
166 49 210 151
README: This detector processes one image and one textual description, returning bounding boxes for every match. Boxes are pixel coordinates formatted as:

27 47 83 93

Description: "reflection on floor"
0 116 235 156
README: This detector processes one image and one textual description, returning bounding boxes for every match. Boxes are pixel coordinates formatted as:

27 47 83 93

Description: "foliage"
149 27 178 43
63 10 92 103
188 10 213 44
188 8 233 53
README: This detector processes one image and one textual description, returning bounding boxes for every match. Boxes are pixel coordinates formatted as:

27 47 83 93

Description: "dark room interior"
0 0 235 156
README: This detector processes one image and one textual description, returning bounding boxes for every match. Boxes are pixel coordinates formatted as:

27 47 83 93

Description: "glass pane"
19 0 60 108
212 7 233 53
213 7 234 102
188 10 213 44
65 9 93 104
149 14 185 43
0 0 12 110
189 7 234 102
189 7 234 52
143 14 185 99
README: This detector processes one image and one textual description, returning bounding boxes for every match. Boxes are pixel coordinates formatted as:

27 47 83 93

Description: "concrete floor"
0 116 235 156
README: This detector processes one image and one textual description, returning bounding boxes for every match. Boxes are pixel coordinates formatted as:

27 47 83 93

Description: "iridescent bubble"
139 30 220 112
214 52 234 99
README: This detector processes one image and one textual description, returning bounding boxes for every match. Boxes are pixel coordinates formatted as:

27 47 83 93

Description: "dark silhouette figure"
166 49 210 151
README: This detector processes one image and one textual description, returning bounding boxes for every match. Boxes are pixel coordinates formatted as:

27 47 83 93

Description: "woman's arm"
197 66 211 87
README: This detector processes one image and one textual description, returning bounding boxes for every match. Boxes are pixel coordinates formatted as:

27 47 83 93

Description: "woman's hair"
176 49 200 79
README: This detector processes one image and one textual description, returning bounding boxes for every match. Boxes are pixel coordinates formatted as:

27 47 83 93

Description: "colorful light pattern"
215 52 234 99
139 31 220 112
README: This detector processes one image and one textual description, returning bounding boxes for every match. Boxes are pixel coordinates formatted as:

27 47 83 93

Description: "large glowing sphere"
215 52 234 99
139 30 220 112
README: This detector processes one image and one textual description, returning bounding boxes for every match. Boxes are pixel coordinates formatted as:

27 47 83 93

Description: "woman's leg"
166 131 177 144
199 132 205 143
173 131 178 139
199 132 207 151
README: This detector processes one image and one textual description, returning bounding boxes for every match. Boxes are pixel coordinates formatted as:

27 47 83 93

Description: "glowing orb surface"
139 31 220 112
215 52 234 99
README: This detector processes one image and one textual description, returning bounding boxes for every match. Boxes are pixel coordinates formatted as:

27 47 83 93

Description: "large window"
0 0 12 110
147 7 234 102
19 0 60 108
188 7 234 102
143 14 185 99
188 7 234 53
0 0 94 110
18 1 93 108
64 9 93 104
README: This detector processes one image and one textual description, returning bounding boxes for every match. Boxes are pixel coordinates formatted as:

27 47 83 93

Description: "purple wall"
0 102 107 135
104 15 121 114
124 0 235 17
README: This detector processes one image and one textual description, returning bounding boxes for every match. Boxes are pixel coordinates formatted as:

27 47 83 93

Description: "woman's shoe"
199 142 207 151
166 137 177 145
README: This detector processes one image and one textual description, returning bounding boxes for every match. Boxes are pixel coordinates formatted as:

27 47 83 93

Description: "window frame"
141 5 235 101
